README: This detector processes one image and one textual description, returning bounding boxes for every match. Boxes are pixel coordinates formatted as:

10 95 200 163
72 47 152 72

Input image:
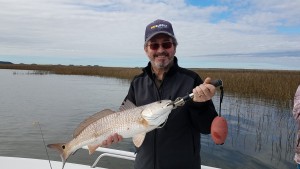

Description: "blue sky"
0 0 299 70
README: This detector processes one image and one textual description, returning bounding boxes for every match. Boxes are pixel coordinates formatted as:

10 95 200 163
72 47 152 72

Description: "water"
202 96 296 169
0 69 296 169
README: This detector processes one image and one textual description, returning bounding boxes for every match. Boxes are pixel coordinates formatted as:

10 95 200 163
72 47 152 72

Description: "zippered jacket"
124 57 218 169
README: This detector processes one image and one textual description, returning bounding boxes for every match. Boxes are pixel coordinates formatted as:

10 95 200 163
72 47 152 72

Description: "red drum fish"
47 100 174 169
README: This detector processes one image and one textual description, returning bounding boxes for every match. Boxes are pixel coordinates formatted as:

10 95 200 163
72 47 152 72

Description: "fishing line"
219 85 224 116
33 121 53 169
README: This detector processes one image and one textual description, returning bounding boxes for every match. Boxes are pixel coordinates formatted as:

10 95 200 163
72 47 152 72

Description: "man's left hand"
193 77 216 102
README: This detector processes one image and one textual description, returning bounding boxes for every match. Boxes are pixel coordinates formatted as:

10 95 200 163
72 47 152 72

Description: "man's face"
144 34 176 70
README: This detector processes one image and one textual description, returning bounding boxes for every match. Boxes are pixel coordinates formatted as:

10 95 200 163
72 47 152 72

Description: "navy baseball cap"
144 19 177 45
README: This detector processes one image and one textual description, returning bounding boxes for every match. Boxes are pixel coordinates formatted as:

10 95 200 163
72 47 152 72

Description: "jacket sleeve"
293 86 300 164
293 86 300 120
187 100 218 134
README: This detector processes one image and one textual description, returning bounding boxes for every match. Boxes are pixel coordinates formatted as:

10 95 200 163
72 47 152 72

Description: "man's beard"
151 53 173 69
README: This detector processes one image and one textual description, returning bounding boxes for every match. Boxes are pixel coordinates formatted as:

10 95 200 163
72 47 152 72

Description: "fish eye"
62 145 66 149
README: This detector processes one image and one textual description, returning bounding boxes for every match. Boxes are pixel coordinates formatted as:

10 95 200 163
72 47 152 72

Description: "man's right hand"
102 133 123 147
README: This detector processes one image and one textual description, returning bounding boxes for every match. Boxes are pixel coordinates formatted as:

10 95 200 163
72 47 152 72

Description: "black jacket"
124 57 217 169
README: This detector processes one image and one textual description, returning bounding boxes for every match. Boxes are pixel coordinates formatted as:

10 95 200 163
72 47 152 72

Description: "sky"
0 0 300 70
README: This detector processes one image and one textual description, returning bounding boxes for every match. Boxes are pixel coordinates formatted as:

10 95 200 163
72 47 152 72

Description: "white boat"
0 147 220 169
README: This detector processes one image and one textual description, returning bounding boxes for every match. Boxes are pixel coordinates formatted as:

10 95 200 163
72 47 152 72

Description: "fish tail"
47 143 70 169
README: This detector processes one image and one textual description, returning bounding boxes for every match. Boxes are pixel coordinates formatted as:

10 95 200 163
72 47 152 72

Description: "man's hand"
101 133 123 147
193 77 216 102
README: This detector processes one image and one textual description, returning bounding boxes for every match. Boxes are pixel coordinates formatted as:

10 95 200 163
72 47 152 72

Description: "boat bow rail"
82 146 136 168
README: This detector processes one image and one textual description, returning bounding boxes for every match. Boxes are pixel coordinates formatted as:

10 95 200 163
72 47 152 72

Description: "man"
103 19 218 169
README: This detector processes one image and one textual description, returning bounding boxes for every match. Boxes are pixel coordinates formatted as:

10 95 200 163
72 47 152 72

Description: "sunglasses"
148 41 173 50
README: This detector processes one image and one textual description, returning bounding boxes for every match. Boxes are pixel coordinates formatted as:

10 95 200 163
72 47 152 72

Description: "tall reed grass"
192 69 300 105
1 64 299 104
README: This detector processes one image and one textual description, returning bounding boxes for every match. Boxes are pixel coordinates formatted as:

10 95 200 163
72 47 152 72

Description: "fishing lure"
210 83 228 145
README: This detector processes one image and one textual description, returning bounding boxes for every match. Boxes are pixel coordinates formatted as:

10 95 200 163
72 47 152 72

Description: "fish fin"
119 99 136 111
47 143 70 169
87 143 101 155
133 132 146 148
73 109 115 137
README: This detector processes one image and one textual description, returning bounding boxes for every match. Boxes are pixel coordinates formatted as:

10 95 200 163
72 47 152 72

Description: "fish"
47 99 174 169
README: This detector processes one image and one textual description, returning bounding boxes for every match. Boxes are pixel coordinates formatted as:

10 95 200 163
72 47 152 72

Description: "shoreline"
1 63 300 104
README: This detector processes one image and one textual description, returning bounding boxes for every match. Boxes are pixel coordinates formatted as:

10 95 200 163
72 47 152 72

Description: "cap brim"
145 31 176 43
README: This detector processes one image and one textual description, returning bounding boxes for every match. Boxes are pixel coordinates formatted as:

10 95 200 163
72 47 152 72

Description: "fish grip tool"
169 79 223 108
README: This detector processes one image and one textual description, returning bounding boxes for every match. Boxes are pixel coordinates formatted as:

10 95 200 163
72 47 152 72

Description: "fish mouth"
166 101 175 108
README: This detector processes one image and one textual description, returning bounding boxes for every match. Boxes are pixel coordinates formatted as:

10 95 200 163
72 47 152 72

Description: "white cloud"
0 0 299 68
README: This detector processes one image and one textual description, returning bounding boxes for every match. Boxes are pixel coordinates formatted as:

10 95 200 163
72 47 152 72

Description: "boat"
0 147 220 169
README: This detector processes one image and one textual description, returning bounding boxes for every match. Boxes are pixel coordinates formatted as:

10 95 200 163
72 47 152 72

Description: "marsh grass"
1 64 299 104
193 69 300 106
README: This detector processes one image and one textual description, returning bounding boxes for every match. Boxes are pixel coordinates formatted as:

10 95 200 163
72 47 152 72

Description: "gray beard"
151 59 174 70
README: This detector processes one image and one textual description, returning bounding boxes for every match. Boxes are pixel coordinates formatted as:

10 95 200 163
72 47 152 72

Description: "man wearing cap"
103 19 218 169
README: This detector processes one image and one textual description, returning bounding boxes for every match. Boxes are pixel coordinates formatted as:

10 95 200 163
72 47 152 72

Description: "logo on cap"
150 24 168 30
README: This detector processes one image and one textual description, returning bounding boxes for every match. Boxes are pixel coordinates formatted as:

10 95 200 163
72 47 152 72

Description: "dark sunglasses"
148 41 173 50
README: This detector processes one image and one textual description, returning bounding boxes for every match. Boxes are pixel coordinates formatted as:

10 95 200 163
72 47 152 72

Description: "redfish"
47 100 173 169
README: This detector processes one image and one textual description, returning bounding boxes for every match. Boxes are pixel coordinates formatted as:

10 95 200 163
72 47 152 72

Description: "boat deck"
0 147 220 169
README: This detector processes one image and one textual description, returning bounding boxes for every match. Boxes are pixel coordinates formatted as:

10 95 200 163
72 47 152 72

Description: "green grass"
1 64 299 104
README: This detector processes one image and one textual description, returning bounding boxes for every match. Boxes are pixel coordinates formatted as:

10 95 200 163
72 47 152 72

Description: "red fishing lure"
211 116 228 145
211 83 228 145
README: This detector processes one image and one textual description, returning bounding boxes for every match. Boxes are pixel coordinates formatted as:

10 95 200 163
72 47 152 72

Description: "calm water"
0 69 296 169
